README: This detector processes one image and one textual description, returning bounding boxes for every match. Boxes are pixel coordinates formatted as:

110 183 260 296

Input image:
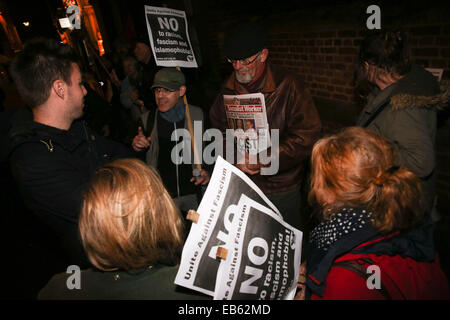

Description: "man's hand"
132 126 151 152
190 169 210 186
236 152 261 175
294 262 307 300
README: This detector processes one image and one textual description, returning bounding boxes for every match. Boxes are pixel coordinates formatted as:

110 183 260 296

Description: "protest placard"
175 156 302 299
144 5 198 68
214 195 302 300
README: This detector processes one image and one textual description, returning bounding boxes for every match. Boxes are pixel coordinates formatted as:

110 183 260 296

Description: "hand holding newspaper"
174 156 302 300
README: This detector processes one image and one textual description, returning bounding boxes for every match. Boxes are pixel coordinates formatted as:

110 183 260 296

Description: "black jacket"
8 120 132 265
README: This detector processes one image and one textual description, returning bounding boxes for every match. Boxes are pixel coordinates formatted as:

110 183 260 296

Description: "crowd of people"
4 22 450 299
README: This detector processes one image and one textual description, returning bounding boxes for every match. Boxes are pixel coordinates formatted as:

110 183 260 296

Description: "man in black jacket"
8 38 132 266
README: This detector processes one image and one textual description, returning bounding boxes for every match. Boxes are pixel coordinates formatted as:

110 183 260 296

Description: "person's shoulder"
9 130 56 164
188 104 203 115
187 104 204 124
318 259 386 300
269 63 295 78
37 269 83 300
151 265 211 300
38 268 107 300
395 64 440 96
269 64 307 89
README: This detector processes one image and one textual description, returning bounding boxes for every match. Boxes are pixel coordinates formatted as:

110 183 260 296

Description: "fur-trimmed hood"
391 81 450 111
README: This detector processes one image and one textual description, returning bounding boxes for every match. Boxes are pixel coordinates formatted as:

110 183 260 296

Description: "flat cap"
151 67 186 91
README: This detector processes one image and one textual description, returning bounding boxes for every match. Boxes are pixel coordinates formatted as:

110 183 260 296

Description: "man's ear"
260 48 269 63
52 80 66 99
179 85 187 97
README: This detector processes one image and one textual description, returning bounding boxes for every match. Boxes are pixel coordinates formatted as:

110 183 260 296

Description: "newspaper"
174 156 302 299
425 68 444 82
224 93 271 155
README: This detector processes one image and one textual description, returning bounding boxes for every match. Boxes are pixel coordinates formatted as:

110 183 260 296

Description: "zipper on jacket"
81 121 94 156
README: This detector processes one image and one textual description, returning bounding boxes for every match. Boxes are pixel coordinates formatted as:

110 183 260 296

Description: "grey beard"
235 71 253 84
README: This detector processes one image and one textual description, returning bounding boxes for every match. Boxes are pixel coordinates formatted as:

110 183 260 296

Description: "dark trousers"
267 186 315 262
267 187 303 231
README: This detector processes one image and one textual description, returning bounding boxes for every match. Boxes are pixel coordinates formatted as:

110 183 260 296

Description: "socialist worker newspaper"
223 93 271 155
174 156 302 300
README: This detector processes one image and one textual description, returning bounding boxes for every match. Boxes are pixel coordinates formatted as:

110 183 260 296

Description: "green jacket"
38 264 209 300
357 65 450 211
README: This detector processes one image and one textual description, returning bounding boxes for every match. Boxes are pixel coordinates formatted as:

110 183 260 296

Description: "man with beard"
8 38 131 266
210 23 322 231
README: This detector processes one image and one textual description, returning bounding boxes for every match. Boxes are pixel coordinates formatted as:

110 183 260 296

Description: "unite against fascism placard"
174 156 302 299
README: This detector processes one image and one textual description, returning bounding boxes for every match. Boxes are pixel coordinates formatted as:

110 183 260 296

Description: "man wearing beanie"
210 23 322 231
132 67 209 212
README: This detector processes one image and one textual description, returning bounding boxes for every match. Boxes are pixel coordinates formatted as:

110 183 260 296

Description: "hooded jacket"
357 65 450 211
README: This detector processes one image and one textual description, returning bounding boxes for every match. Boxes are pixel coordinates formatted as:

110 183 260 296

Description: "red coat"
310 235 450 300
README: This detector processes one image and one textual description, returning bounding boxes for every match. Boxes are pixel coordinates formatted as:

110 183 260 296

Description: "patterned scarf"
309 207 374 252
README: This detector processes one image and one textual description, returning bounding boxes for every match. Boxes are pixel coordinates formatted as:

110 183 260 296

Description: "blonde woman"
300 127 449 300
39 158 207 299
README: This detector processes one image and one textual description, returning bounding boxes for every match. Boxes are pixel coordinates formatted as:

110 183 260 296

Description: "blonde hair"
309 127 424 233
79 158 184 271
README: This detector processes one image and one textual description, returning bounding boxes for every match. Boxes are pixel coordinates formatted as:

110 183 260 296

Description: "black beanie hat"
223 23 267 60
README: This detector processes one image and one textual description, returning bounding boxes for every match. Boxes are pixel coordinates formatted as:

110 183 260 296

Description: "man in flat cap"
210 22 322 231
132 67 209 212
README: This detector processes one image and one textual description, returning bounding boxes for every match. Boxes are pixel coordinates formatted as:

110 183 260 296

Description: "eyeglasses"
227 52 261 66
153 87 177 94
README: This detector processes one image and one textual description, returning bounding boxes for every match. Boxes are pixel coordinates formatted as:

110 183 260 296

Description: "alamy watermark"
366 5 381 30
66 265 81 290
169 122 280 175
366 264 381 290
64 263 382 292
61 5 81 30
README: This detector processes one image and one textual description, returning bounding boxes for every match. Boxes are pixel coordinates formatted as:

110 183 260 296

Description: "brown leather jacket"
209 63 322 194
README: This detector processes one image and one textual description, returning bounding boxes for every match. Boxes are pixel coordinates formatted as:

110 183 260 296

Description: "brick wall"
268 29 358 104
